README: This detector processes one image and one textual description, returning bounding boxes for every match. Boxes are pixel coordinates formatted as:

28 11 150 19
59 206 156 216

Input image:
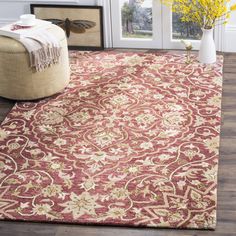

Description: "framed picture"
30 4 104 50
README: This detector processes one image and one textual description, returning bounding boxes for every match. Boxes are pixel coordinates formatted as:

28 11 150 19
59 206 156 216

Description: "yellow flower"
230 4 236 11
160 0 234 28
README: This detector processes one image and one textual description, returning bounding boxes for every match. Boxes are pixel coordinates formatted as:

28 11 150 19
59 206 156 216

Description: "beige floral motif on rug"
0 51 223 229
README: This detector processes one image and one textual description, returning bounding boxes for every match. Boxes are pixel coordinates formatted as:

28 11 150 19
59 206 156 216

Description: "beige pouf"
0 24 70 100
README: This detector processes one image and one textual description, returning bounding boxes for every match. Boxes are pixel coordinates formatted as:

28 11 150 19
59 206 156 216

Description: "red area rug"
0 51 223 229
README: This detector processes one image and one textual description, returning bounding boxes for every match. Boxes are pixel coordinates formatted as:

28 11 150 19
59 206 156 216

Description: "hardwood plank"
0 221 56 236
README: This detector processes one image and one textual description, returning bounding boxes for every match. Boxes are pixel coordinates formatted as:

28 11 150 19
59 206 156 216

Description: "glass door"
111 0 162 48
162 4 201 49
111 0 203 50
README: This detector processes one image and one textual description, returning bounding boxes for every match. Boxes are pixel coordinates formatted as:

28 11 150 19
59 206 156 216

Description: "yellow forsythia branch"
159 0 236 29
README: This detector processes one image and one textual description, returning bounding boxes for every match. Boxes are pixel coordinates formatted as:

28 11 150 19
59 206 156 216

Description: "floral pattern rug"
0 51 223 229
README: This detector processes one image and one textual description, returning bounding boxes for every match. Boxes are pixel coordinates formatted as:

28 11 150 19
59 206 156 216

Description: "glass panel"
121 0 153 39
172 13 202 40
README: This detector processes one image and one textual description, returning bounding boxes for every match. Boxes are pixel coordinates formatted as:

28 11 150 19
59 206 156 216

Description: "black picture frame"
30 4 104 50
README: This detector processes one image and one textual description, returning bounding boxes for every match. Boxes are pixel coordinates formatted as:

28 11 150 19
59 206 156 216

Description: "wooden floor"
0 52 236 236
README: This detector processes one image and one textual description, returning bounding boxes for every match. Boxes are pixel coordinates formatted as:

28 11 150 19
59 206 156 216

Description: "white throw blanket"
19 29 61 72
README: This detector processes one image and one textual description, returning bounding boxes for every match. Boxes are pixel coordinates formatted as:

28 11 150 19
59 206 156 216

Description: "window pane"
172 13 202 40
121 0 153 39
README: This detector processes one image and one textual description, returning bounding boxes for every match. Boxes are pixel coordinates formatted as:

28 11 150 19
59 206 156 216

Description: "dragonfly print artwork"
44 18 96 38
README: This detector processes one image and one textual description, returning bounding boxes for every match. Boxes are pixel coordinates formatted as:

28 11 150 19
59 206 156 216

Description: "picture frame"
30 4 104 50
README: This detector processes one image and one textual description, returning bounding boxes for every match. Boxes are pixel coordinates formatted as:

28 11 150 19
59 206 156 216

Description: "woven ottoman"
0 24 70 100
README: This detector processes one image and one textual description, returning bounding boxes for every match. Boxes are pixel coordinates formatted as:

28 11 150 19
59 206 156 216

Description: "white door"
110 0 202 50
111 0 162 48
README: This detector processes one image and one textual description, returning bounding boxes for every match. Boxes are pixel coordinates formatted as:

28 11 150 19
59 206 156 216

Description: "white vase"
198 28 216 64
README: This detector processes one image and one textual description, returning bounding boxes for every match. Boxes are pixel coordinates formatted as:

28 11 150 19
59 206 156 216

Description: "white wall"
224 11 236 52
0 0 112 47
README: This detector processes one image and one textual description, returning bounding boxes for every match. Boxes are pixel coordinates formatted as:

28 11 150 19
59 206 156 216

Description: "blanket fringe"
19 29 62 72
